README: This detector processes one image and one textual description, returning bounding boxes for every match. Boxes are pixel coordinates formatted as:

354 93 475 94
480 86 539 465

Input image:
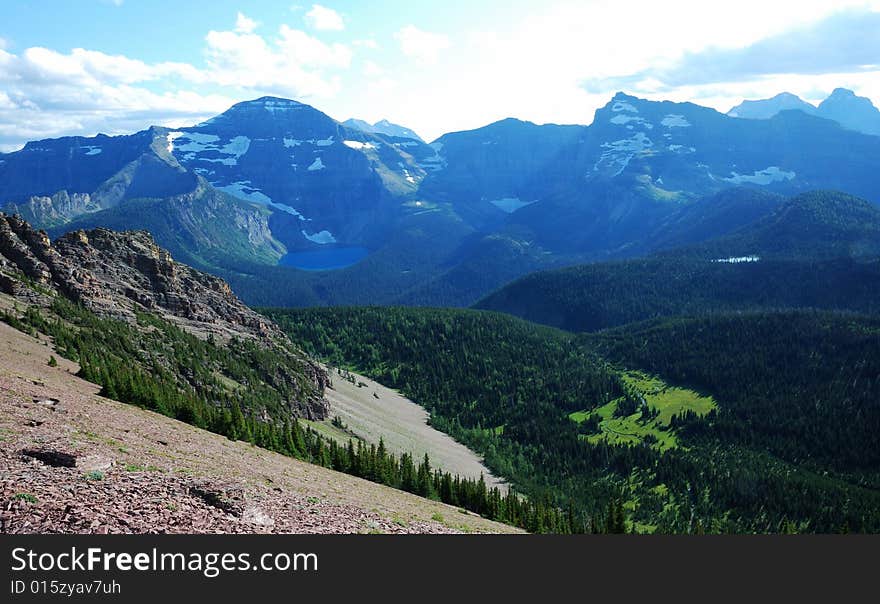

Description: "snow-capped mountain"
2 90 880 308
167 97 435 248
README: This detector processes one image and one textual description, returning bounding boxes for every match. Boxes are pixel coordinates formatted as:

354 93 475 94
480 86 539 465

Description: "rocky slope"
0 319 515 534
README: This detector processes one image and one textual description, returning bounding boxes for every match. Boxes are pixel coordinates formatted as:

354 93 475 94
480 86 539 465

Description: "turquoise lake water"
279 246 369 271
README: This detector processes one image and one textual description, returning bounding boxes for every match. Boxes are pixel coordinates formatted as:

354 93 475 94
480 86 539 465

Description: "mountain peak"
342 117 424 142
727 92 816 119
817 88 880 135
828 87 856 98
243 96 306 107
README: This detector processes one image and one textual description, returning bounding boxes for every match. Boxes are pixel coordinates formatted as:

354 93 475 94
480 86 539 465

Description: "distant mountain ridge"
728 88 880 136
342 118 424 142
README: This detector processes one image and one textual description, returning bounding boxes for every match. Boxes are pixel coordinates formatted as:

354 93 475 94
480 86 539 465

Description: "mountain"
4 91 880 309
418 118 584 223
0 127 287 270
476 190 880 332
728 92 818 119
816 88 880 136
1 214 539 532
643 187 785 253
727 88 880 136
343 117 425 142
169 97 436 250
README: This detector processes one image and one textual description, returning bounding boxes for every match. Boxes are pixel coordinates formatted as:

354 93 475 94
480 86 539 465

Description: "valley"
1 83 880 535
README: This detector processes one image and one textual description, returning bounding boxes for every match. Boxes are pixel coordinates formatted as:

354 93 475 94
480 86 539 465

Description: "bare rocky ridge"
0 213 329 419
0 212 276 340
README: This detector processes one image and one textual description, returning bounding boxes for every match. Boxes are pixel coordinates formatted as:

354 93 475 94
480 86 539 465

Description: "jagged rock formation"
0 213 329 419
0 213 274 339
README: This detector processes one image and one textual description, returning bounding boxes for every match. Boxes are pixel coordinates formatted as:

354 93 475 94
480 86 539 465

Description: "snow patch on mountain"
661 114 690 128
283 138 303 148
82 146 102 156
343 140 376 150
262 99 304 114
593 132 653 176
612 101 638 113
215 181 273 205
172 133 251 166
723 166 795 185
611 115 653 129
175 133 220 153
316 137 334 147
489 197 536 213
307 158 325 171
714 255 760 263
302 229 337 244
166 132 184 153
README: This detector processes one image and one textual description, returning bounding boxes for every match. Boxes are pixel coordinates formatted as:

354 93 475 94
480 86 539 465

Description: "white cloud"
394 25 449 65
0 14 355 150
235 12 259 34
202 23 350 98
362 60 383 77
304 4 345 31
2 1 880 150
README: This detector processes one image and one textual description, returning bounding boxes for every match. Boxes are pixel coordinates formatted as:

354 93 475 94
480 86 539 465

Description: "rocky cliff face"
0 213 329 419
2 191 98 228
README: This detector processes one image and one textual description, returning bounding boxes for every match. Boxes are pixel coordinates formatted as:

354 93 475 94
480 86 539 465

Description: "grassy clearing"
570 370 716 450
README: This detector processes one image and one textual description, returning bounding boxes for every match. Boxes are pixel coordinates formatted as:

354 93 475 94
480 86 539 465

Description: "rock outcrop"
0 213 277 340
0 212 329 419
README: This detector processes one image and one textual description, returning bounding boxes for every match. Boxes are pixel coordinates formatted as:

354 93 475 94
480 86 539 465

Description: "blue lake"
279 246 369 271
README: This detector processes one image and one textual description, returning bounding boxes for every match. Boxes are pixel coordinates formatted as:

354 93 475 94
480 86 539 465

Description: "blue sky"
1 0 879 150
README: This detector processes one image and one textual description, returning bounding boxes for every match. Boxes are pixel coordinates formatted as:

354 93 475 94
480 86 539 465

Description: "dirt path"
322 367 507 491
0 319 521 534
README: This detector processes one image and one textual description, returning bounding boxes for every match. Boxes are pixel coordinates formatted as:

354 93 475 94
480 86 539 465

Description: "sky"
1 0 879 150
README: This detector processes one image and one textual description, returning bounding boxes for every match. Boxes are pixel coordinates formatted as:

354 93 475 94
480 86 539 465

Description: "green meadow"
570 370 716 450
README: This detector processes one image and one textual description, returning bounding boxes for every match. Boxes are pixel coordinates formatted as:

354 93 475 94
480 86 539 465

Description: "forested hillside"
267 306 880 533
476 257 880 332
584 311 880 477
1 298 570 532
477 191 880 332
